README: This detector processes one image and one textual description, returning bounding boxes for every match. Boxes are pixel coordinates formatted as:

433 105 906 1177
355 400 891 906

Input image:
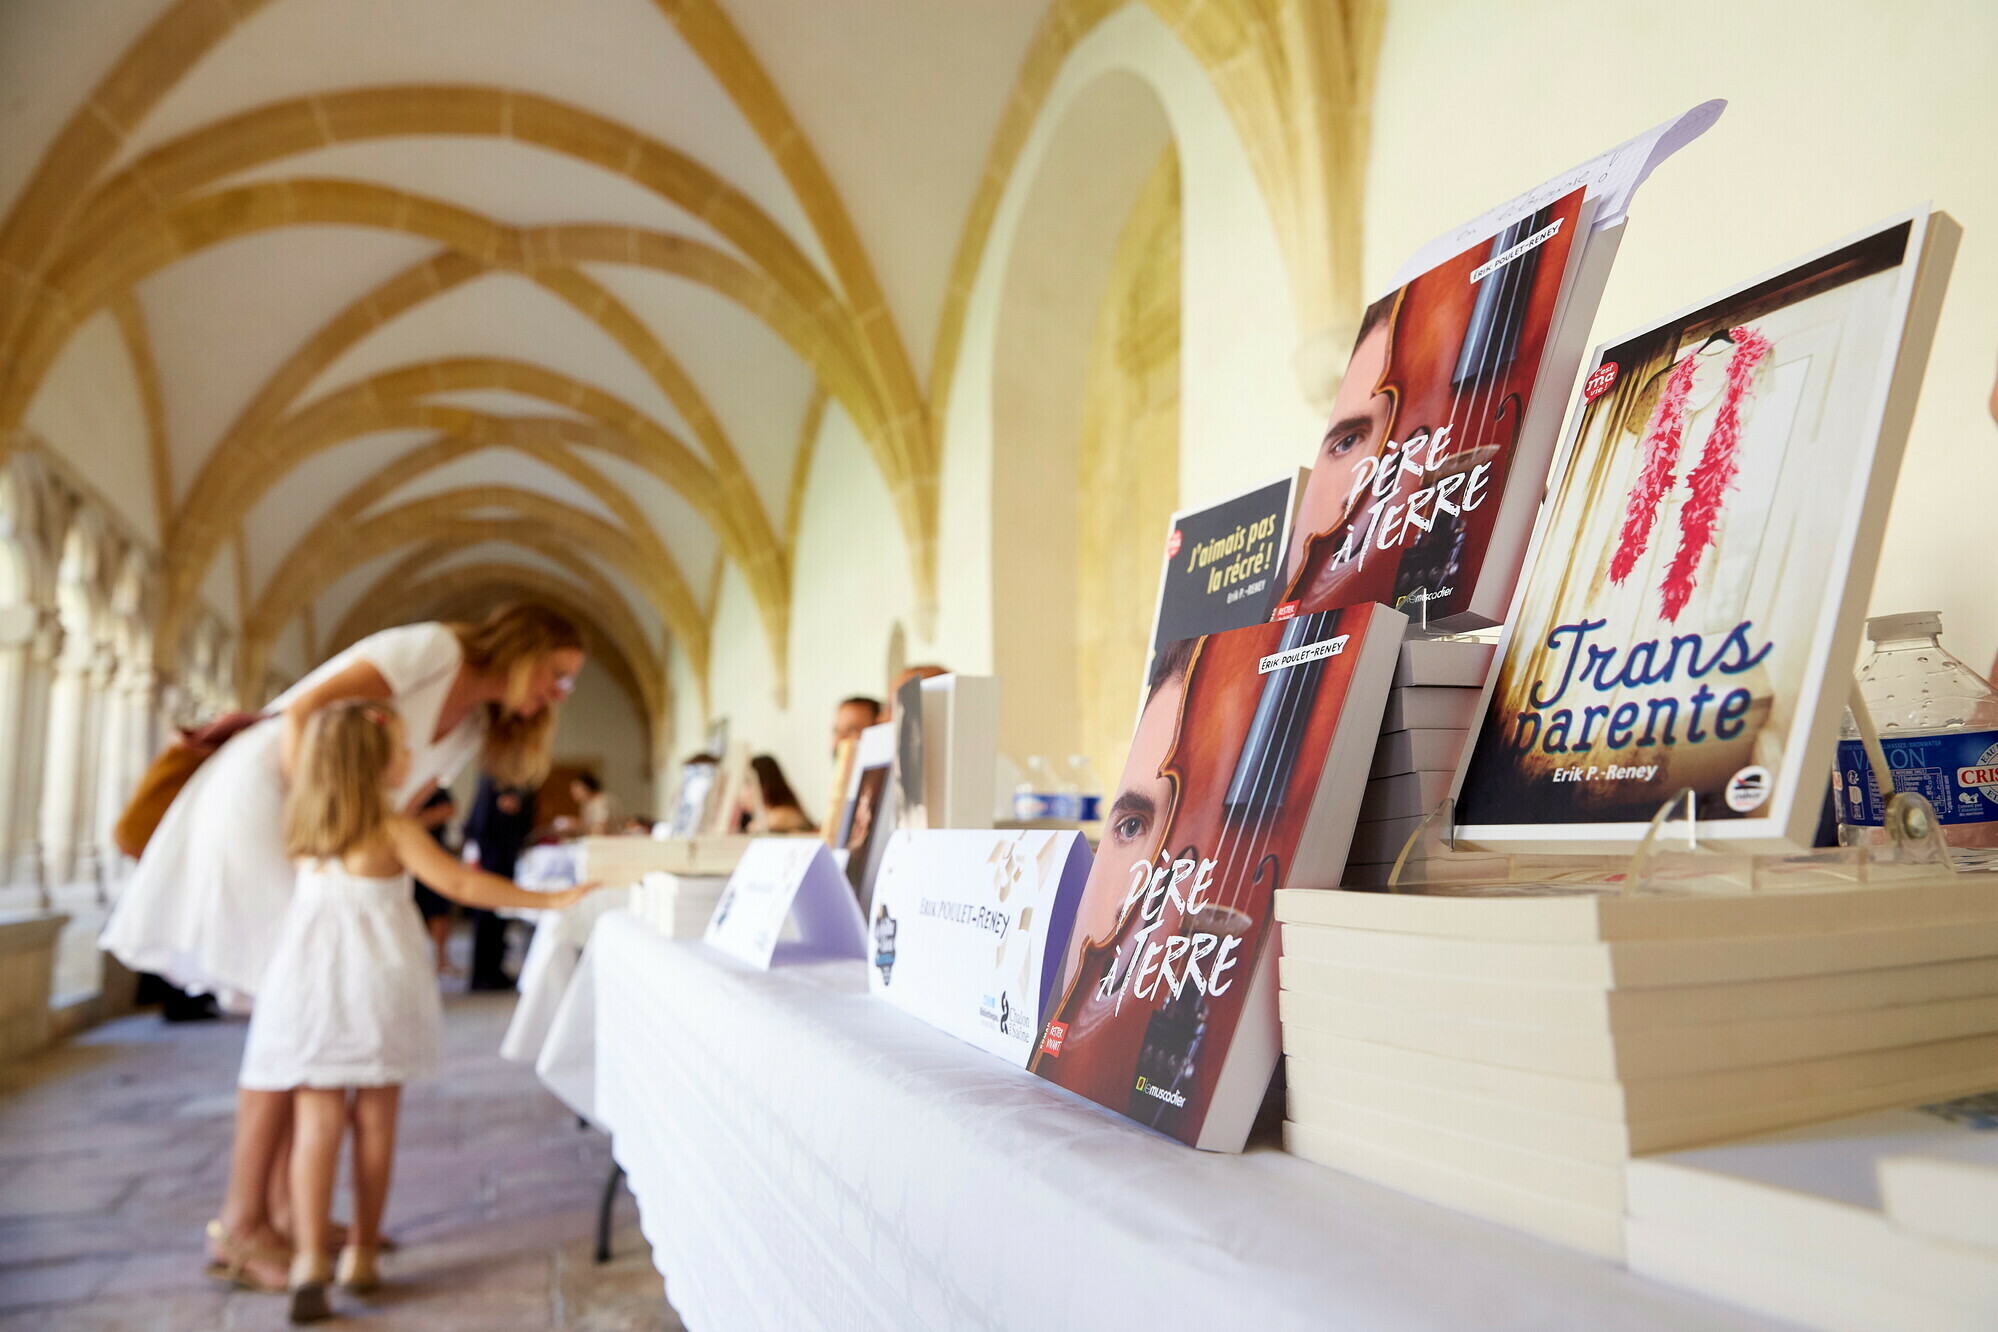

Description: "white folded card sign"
866 828 1091 1067
703 838 866 969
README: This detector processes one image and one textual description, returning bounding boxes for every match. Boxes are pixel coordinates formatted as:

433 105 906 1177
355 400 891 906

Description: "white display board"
865 829 1092 1067
920 674 1000 830
704 838 866 970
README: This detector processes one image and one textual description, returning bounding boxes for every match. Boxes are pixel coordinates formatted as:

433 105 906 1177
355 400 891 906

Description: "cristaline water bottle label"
1835 731 1998 827
1013 793 1065 821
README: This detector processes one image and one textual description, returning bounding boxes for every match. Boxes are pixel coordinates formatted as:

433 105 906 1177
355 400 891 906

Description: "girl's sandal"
336 1243 380 1293
201 1219 289 1293
325 1220 397 1253
288 1252 335 1324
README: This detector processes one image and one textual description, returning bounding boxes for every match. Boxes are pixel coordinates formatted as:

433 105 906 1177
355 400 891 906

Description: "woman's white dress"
238 861 442 1090
100 623 485 1012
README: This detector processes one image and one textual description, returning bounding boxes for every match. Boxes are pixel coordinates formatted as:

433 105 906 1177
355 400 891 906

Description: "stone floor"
0 980 684 1331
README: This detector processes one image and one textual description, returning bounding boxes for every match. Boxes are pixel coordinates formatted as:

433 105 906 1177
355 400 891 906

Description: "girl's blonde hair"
284 700 400 860
451 602 583 788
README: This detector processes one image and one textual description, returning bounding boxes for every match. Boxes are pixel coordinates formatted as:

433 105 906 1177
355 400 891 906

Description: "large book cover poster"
1456 212 1956 851
1279 187 1590 629
1030 601 1402 1150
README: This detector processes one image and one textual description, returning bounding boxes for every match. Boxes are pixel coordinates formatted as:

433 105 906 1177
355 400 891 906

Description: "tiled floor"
0 986 683 1331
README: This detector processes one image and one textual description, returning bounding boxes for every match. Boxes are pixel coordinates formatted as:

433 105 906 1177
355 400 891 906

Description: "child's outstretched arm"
386 817 598 910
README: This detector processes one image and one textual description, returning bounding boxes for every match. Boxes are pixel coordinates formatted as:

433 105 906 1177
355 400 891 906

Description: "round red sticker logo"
1584 361 1619 402
1166 529 1183 560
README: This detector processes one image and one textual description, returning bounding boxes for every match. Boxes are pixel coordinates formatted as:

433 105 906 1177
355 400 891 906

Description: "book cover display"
1277 101 1724 633
866 829 1091 1067
836 721 897 910
1455 210 1959 851
919 674 1001 831
666 757 717 838
1029 600 1404 1150
1146 471 1306 672
1279 187 1597 629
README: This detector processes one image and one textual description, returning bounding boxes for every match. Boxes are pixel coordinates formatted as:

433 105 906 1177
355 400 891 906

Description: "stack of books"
1342 638 1489 888
577 833 754 886
630 871 730 939
1628 1090 1998 1329
1272 880 1998 1260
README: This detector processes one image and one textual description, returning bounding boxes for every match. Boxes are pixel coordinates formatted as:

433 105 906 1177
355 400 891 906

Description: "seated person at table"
883 664 946 719
737 755 816 834
832 695 880 753
569 771 623 836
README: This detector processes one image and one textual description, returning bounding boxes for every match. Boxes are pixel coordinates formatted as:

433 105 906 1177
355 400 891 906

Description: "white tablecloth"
546 912 1782 1332
497 885 627 1066
534 935 601 1127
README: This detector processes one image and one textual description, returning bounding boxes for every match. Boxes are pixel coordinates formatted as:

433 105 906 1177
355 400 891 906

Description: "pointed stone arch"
26 83 936 605
162 364 756 692
243 488 687 704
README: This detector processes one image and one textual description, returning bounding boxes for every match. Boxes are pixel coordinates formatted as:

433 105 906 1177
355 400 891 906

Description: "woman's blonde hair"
451 602 583 788
284 700 400 860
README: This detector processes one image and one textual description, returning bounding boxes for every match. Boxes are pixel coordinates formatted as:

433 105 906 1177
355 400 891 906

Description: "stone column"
39 626 93 890
70 641 115 894
11 615 57 904
96 659 156 896
0 604 34 901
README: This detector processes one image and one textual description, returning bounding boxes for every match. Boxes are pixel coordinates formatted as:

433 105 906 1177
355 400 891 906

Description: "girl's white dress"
238 861 442 1090
100 623 485 1012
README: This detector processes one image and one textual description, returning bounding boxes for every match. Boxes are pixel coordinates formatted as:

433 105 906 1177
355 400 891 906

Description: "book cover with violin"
1455 209 1959 852
1029 600 1405 1150
1279 186 1606 630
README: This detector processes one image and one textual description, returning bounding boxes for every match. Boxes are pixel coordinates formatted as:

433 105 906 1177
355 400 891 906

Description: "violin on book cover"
1287 196 1579 619
1030 606 1358 1142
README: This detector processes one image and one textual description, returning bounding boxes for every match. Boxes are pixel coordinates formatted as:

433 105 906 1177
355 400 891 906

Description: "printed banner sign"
704 838 866 969
866 829 1091 1067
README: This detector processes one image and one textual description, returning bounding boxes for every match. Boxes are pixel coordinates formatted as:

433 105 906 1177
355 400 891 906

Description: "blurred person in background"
885 664 947 719
832 695 880 753
740 755 815 833
461 776 537 991
570 771 623 835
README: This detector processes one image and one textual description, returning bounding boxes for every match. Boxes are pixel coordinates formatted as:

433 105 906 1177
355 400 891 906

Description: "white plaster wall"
934 2 1317 677
22 311 159 548
698 401 915 823
1368 0 1998 669
688 3 1311 805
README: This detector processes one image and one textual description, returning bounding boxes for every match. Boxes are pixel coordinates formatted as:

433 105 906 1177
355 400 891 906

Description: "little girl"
238 700 596 1323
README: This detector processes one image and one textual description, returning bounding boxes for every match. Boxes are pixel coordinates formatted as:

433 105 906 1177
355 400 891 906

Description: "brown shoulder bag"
113 711 266 859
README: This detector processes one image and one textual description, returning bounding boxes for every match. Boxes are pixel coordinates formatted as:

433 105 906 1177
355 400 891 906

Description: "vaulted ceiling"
0 0 1047 720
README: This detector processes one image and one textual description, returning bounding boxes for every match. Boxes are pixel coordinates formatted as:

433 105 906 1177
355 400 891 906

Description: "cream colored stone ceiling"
0 0 1047 716
2 0 1376 728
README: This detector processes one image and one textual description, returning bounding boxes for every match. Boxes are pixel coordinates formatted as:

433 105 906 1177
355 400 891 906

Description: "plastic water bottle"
1835 611 1998 869
1013 755 1062 821
1066 754 1103 823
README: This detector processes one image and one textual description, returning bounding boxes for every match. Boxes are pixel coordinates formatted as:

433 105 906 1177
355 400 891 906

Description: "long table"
550 911 1781 1331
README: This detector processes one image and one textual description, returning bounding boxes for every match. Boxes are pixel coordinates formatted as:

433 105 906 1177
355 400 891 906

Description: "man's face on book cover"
1286 315 1394 590
1053 665 1187 999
